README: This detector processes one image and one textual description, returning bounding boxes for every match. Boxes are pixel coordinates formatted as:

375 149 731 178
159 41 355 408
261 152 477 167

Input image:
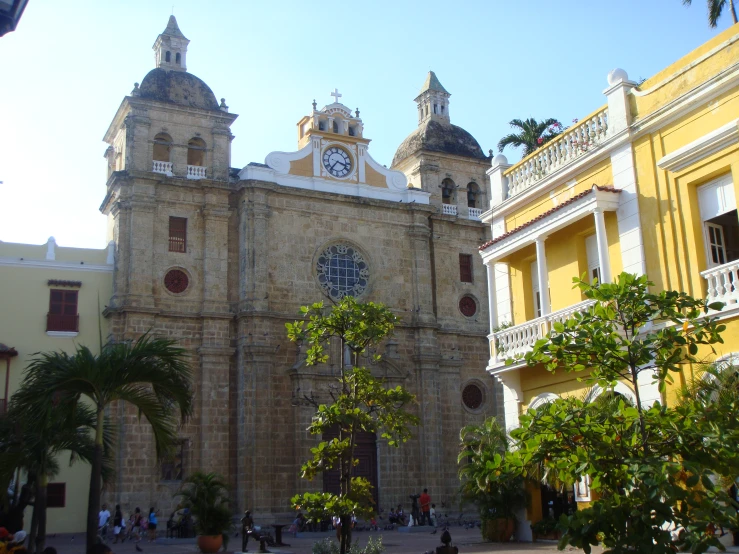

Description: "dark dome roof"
137 68 219 111
392 119 487 167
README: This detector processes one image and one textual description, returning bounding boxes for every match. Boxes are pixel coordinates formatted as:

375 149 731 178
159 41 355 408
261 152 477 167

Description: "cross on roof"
330 88 342 103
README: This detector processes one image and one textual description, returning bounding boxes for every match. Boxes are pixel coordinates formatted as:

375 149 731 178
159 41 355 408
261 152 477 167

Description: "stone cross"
331 88 342 103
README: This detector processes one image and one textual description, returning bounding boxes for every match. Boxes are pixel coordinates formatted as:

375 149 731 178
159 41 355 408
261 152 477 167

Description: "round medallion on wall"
462 383 484 411
316 244 369 299
164 268 189 294
322 146 353 178
459 296 477 317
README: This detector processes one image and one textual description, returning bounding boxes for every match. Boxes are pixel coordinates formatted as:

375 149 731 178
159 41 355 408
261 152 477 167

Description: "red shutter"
47 290 79 332
47 483 66 508
459 254 473 283
169 217 187 253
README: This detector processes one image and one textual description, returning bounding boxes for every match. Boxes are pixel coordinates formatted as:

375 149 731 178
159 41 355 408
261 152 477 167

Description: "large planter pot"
481 517 516 542
197 534 223 553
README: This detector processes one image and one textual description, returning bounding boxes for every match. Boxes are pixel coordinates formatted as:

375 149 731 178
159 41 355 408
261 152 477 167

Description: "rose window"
164 269 189 294
462 383 484 410
459 296 477 317
316 244 369 299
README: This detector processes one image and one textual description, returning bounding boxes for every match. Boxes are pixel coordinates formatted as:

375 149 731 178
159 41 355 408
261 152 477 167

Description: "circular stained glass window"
459 296 477 317
462 383 484 410
316 244 369 299
164 269 189 294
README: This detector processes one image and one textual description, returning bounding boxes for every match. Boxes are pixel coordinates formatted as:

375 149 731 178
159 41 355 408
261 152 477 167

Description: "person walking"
98 504 111 541
419 489 431 526
112 505 123 543
131 507 142 542
241 510 254 552
147 508 158 542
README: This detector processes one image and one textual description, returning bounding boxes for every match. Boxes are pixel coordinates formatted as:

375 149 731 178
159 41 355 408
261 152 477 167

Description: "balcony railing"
468 207 483 220
186 165 207 180
442 204 457 216
47 313 79 333
702 260 739 307
505 107 609 199
491 299 596 367
152 160 173 175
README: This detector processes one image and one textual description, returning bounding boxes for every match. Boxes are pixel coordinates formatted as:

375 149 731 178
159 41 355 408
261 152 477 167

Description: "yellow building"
479 24 739 539
0 237 114 533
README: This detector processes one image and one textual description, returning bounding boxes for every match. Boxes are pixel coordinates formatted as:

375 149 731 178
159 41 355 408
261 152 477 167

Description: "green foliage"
497 118 563 156
489 273 739 554
531 517 559 536
458 418 528 522
682 0 738 27
175 472 232 537
287 297 417 554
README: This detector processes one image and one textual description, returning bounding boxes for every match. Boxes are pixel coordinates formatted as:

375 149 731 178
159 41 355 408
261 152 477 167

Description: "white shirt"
99 509 111 527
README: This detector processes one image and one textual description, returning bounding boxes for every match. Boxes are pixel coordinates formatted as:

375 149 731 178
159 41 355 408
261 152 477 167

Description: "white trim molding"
0 258 114 273
46 331 79 338
528 392 560 410
657 118 739 172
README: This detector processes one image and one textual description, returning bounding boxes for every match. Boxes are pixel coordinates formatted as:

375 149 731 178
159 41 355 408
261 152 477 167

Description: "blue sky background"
0 0 734 248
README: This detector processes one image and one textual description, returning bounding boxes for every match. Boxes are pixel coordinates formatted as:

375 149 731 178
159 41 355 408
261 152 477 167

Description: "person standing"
131 508 142 542
420 489 431 526
98 504 111 540
147 508 158 542
112 505 123 543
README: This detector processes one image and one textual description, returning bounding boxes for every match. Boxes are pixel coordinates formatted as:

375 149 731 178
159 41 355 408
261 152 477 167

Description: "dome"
137 68 219 111
392 119 487 167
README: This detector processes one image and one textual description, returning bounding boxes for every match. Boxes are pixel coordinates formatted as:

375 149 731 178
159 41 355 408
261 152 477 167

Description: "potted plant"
176 472 233 553
531 517 561 541
458 418 529 542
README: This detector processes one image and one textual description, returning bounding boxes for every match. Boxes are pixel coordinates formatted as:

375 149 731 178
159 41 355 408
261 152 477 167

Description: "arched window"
441 178 455 205
332 120 339 133
165 51 171 63
175 52 181 65
153 133 173 162
187 138 206 167
467 182 480 208
433 104 438 114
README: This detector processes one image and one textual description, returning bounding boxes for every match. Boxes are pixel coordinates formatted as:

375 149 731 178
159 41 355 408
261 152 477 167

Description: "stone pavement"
41 528 592 554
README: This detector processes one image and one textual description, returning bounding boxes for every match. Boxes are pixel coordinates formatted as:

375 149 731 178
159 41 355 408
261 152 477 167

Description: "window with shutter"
169 217 187 253
47 290 79 332
459 254 473 283
47 483 66 508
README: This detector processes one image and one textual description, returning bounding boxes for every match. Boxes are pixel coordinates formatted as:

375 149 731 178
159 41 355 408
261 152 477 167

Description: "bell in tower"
153 15 189 72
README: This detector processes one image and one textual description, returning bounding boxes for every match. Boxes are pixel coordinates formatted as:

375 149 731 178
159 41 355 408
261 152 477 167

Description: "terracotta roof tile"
479 185 620 252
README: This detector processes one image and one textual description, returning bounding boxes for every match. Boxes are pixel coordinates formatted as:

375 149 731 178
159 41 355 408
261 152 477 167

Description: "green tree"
497 118 563 157
683 0 738 27
175 472 232 540
21 334 194 552
286 297 418 554
0 396 113 553
486 272 739 554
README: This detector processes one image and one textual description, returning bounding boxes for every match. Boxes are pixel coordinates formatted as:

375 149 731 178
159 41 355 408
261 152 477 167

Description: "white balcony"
468 207 483 220
505 108 609 199
186 165 207 180
702 260 739 307
442 204 457 216
490 299 596 371
152 161 173 176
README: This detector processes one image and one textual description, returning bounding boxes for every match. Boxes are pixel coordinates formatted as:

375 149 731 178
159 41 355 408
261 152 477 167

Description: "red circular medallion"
459 296 476 317
164 269 189 294
462 384 483 410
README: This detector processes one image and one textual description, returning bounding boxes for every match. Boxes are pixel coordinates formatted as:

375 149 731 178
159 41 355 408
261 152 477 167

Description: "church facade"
100 16 499 519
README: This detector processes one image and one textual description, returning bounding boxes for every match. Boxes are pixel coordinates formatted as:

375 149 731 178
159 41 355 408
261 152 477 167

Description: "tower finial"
153 15 190 72
414 71 451 126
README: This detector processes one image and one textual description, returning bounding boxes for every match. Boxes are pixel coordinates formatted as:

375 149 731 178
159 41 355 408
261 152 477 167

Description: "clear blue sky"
0 0 733 248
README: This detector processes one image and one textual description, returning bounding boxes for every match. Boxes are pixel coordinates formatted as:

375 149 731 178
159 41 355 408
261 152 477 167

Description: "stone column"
486 262 498 331
197 346 234 477
535 237 550 316
202 202 230 315
127 198 156 308
593 208 612 283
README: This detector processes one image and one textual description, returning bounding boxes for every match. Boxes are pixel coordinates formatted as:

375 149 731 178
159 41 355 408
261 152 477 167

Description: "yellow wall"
0 241 113 533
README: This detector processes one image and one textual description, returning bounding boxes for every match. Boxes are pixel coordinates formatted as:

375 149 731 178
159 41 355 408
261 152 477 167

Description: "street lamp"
0 0 29 37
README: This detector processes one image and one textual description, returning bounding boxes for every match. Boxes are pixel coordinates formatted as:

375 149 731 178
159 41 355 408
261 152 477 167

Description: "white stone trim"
481 187 620 263
495 369 522 434
0 258 114 272
657 118 739 172
584 382 637 405
611 143 646 276
46 331 79 338
239 164 429 204
363 150 408 190
264 142 313 174
528 392 560 410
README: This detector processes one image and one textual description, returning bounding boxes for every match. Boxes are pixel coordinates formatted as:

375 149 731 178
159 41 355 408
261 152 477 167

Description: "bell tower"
415 71 450 125
153 15 189 72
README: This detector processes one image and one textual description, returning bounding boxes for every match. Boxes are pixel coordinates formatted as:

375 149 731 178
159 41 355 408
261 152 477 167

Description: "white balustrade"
186 165 207 180
152 160 173 175
442 204 457 216
505 108 609 199
701 260 739 307
468 207 483 220
492 299 596 366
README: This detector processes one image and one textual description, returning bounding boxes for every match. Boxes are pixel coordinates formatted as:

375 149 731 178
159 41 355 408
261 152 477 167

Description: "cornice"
657 118 739 172
0 258 113 273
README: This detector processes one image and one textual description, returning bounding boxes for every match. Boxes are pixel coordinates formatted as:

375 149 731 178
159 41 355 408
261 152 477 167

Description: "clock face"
322 147 352 178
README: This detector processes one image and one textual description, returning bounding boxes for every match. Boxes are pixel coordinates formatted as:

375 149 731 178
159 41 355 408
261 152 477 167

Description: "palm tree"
683 0 738 27
497 118 563 157
0 398 113 553
22 334 194 552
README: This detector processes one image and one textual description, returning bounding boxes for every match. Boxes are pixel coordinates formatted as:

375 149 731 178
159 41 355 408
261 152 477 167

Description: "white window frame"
531 261 542 318
698 175 736 268
585 234 601 283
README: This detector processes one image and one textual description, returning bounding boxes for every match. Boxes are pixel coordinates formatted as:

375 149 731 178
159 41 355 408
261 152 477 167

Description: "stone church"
101 16 500 518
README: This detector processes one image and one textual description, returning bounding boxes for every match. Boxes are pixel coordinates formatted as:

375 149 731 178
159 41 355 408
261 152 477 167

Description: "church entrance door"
322 428 379 508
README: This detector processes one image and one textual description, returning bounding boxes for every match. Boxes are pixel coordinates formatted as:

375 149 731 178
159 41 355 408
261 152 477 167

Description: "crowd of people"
97 504 159 543
0 527 55 554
